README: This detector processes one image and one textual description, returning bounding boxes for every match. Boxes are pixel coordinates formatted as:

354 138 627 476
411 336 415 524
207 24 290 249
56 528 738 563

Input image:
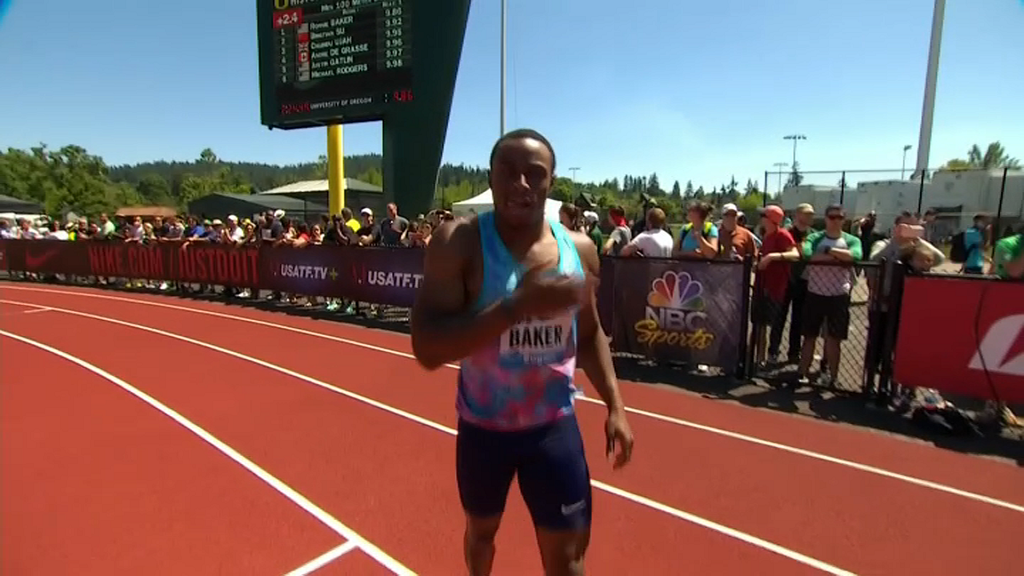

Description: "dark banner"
609 258 746 368
894 275 1024 404
258 245 424 307
0 239 259 286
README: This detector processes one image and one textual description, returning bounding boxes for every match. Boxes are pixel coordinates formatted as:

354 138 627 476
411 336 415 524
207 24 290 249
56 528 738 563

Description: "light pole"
569 167 581 192
914 0 946 180
499 0 507 137
773 162 789 194
783 134 807 167
902 144 913 179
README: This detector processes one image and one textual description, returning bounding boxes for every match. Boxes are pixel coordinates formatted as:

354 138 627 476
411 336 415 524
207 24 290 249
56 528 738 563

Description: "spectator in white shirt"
620 207 673 258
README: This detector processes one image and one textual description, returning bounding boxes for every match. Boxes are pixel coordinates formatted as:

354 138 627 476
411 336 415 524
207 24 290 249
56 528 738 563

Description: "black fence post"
861 260 884 398
763 170 769 207
916 173 926 215
992 166 1009 259
878 262 906 403
739 258 754 379
839 170 846 206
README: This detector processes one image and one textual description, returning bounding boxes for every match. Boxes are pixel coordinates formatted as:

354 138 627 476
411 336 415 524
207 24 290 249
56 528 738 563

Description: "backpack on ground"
949 231 969 263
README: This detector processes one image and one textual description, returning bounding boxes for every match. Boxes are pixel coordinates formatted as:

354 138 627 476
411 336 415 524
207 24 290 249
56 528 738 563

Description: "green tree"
786 161 804 187
136 174 175 206
684 180 694 199
943 142 1020 170
647 173 663 196
670 180 682 199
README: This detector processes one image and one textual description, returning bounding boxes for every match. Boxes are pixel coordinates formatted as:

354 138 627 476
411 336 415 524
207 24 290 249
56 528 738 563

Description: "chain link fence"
750 260 877 394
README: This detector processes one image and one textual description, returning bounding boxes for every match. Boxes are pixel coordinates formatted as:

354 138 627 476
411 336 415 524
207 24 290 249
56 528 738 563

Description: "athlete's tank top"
456 211 582 431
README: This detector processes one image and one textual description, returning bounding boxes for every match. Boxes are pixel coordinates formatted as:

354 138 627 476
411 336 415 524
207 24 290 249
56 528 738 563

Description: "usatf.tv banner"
608 258 746 369
259 245 423 307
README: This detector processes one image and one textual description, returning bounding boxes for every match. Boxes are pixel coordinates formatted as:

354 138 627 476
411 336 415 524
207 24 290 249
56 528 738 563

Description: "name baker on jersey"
500 316 573 364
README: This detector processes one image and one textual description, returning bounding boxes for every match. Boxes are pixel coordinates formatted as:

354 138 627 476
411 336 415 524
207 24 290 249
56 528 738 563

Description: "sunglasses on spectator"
826 213 844 220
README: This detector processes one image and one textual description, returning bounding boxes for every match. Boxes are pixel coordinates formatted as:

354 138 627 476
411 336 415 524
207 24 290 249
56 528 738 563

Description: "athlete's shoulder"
423 216 478 267
567 229 600 275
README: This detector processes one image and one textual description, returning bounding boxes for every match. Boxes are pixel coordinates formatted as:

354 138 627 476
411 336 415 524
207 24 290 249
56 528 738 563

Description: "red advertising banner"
1 240 260 286
893 275 1024 404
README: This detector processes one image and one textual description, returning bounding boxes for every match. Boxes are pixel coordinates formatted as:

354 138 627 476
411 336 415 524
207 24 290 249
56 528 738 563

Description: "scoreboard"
257 0 413 129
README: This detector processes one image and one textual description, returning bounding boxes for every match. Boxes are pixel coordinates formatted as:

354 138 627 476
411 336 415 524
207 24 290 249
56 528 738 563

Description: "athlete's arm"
410 219 518 370
572 234 634 468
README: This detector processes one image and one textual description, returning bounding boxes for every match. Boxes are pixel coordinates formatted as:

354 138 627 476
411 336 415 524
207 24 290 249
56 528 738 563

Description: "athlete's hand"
605 408 634 469
511 266 596 320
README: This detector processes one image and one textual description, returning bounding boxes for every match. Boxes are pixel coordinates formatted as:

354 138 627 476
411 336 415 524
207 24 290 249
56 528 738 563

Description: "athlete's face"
490 137 553 228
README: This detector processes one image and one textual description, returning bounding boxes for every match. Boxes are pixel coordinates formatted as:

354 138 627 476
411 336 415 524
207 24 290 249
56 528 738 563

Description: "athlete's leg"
456 420 516 576
517 416 592 576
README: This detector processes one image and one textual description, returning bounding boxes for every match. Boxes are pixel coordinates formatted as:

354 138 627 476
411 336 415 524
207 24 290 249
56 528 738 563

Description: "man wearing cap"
753 205 800 365
226 215 246 244
357 207 380 246
718 203 758 261
582 211 603 248
770 203 816 363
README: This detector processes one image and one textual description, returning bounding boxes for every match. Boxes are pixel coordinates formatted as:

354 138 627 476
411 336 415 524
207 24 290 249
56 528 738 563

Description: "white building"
781 169 1023 233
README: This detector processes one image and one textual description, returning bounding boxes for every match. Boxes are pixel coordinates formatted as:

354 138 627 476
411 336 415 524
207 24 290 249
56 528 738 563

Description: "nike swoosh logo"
561 501 586 516
24 250 59 270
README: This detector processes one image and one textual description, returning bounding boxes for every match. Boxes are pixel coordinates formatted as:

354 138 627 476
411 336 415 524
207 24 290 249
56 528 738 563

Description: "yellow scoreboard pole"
327 125 345 215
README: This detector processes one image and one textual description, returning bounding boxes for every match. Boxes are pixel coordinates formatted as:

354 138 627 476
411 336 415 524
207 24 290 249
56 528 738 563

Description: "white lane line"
4 285 1021 515
283 541 359 576
0 302 53 316
0 298 854 575
0 328 414 576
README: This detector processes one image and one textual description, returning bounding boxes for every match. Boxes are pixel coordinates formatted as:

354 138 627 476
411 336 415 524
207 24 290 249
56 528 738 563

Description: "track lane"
6 284 1019 511
0 333 343 576
3 304 807 575
7 292 1024 573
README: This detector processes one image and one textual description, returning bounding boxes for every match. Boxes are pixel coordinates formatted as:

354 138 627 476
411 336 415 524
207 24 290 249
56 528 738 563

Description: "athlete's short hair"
489 128 557 174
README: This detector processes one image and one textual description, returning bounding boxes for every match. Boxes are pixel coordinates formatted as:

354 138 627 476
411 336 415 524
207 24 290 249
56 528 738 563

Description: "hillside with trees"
1 140 1014 221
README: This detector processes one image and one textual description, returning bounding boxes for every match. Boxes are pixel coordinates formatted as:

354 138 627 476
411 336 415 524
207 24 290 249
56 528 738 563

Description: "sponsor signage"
894 275 1024 404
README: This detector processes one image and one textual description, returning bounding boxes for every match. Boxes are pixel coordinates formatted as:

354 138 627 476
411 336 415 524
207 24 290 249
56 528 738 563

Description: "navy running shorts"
456 415 592 531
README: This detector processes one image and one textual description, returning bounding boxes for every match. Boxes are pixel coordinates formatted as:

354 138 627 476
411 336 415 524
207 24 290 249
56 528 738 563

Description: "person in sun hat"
411 128 632 575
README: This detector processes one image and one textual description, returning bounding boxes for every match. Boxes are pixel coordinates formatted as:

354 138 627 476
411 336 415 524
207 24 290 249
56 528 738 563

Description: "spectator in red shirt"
753 205 800 365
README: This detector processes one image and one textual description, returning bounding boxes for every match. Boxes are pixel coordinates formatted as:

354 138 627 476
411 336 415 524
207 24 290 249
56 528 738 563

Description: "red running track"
1 283 1022 575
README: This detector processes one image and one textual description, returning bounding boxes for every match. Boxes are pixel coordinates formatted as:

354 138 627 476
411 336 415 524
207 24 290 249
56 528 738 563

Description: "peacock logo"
636 270 713 350
646 271 705 311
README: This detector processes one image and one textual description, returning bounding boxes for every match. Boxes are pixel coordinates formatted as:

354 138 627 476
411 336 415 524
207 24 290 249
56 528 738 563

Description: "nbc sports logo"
646 270 706 311
635 270 713 349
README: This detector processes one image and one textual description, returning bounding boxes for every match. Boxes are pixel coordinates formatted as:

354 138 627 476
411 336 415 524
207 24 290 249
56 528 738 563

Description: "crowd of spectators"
4 196 1020 428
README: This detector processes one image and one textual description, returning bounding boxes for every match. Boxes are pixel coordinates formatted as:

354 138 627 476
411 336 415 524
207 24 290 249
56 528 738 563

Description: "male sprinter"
411 129 634 576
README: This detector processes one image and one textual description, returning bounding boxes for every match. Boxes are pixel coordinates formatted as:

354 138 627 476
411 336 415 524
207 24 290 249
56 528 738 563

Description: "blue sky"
1 0 1021 193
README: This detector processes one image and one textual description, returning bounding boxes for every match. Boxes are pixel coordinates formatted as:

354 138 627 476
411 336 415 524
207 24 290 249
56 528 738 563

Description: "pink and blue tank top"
456 212 583 431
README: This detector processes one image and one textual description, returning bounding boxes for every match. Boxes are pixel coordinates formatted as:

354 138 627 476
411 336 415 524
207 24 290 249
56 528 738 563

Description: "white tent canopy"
451 188 563 220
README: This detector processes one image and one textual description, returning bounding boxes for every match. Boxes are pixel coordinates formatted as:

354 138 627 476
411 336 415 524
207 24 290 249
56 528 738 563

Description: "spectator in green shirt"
990 232 1024 279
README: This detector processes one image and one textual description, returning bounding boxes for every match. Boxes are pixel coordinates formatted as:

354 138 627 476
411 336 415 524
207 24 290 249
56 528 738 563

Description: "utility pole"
914 0 946 180
902 144 913 179
772 162 789 194
499 0 507 137
783 134 807 167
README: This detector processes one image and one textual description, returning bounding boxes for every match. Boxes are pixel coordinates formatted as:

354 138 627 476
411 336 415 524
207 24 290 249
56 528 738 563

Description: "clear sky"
1 0 1021 193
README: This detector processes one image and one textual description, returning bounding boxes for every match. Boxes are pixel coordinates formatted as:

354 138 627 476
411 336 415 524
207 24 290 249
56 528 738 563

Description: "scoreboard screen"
257 0 413 129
